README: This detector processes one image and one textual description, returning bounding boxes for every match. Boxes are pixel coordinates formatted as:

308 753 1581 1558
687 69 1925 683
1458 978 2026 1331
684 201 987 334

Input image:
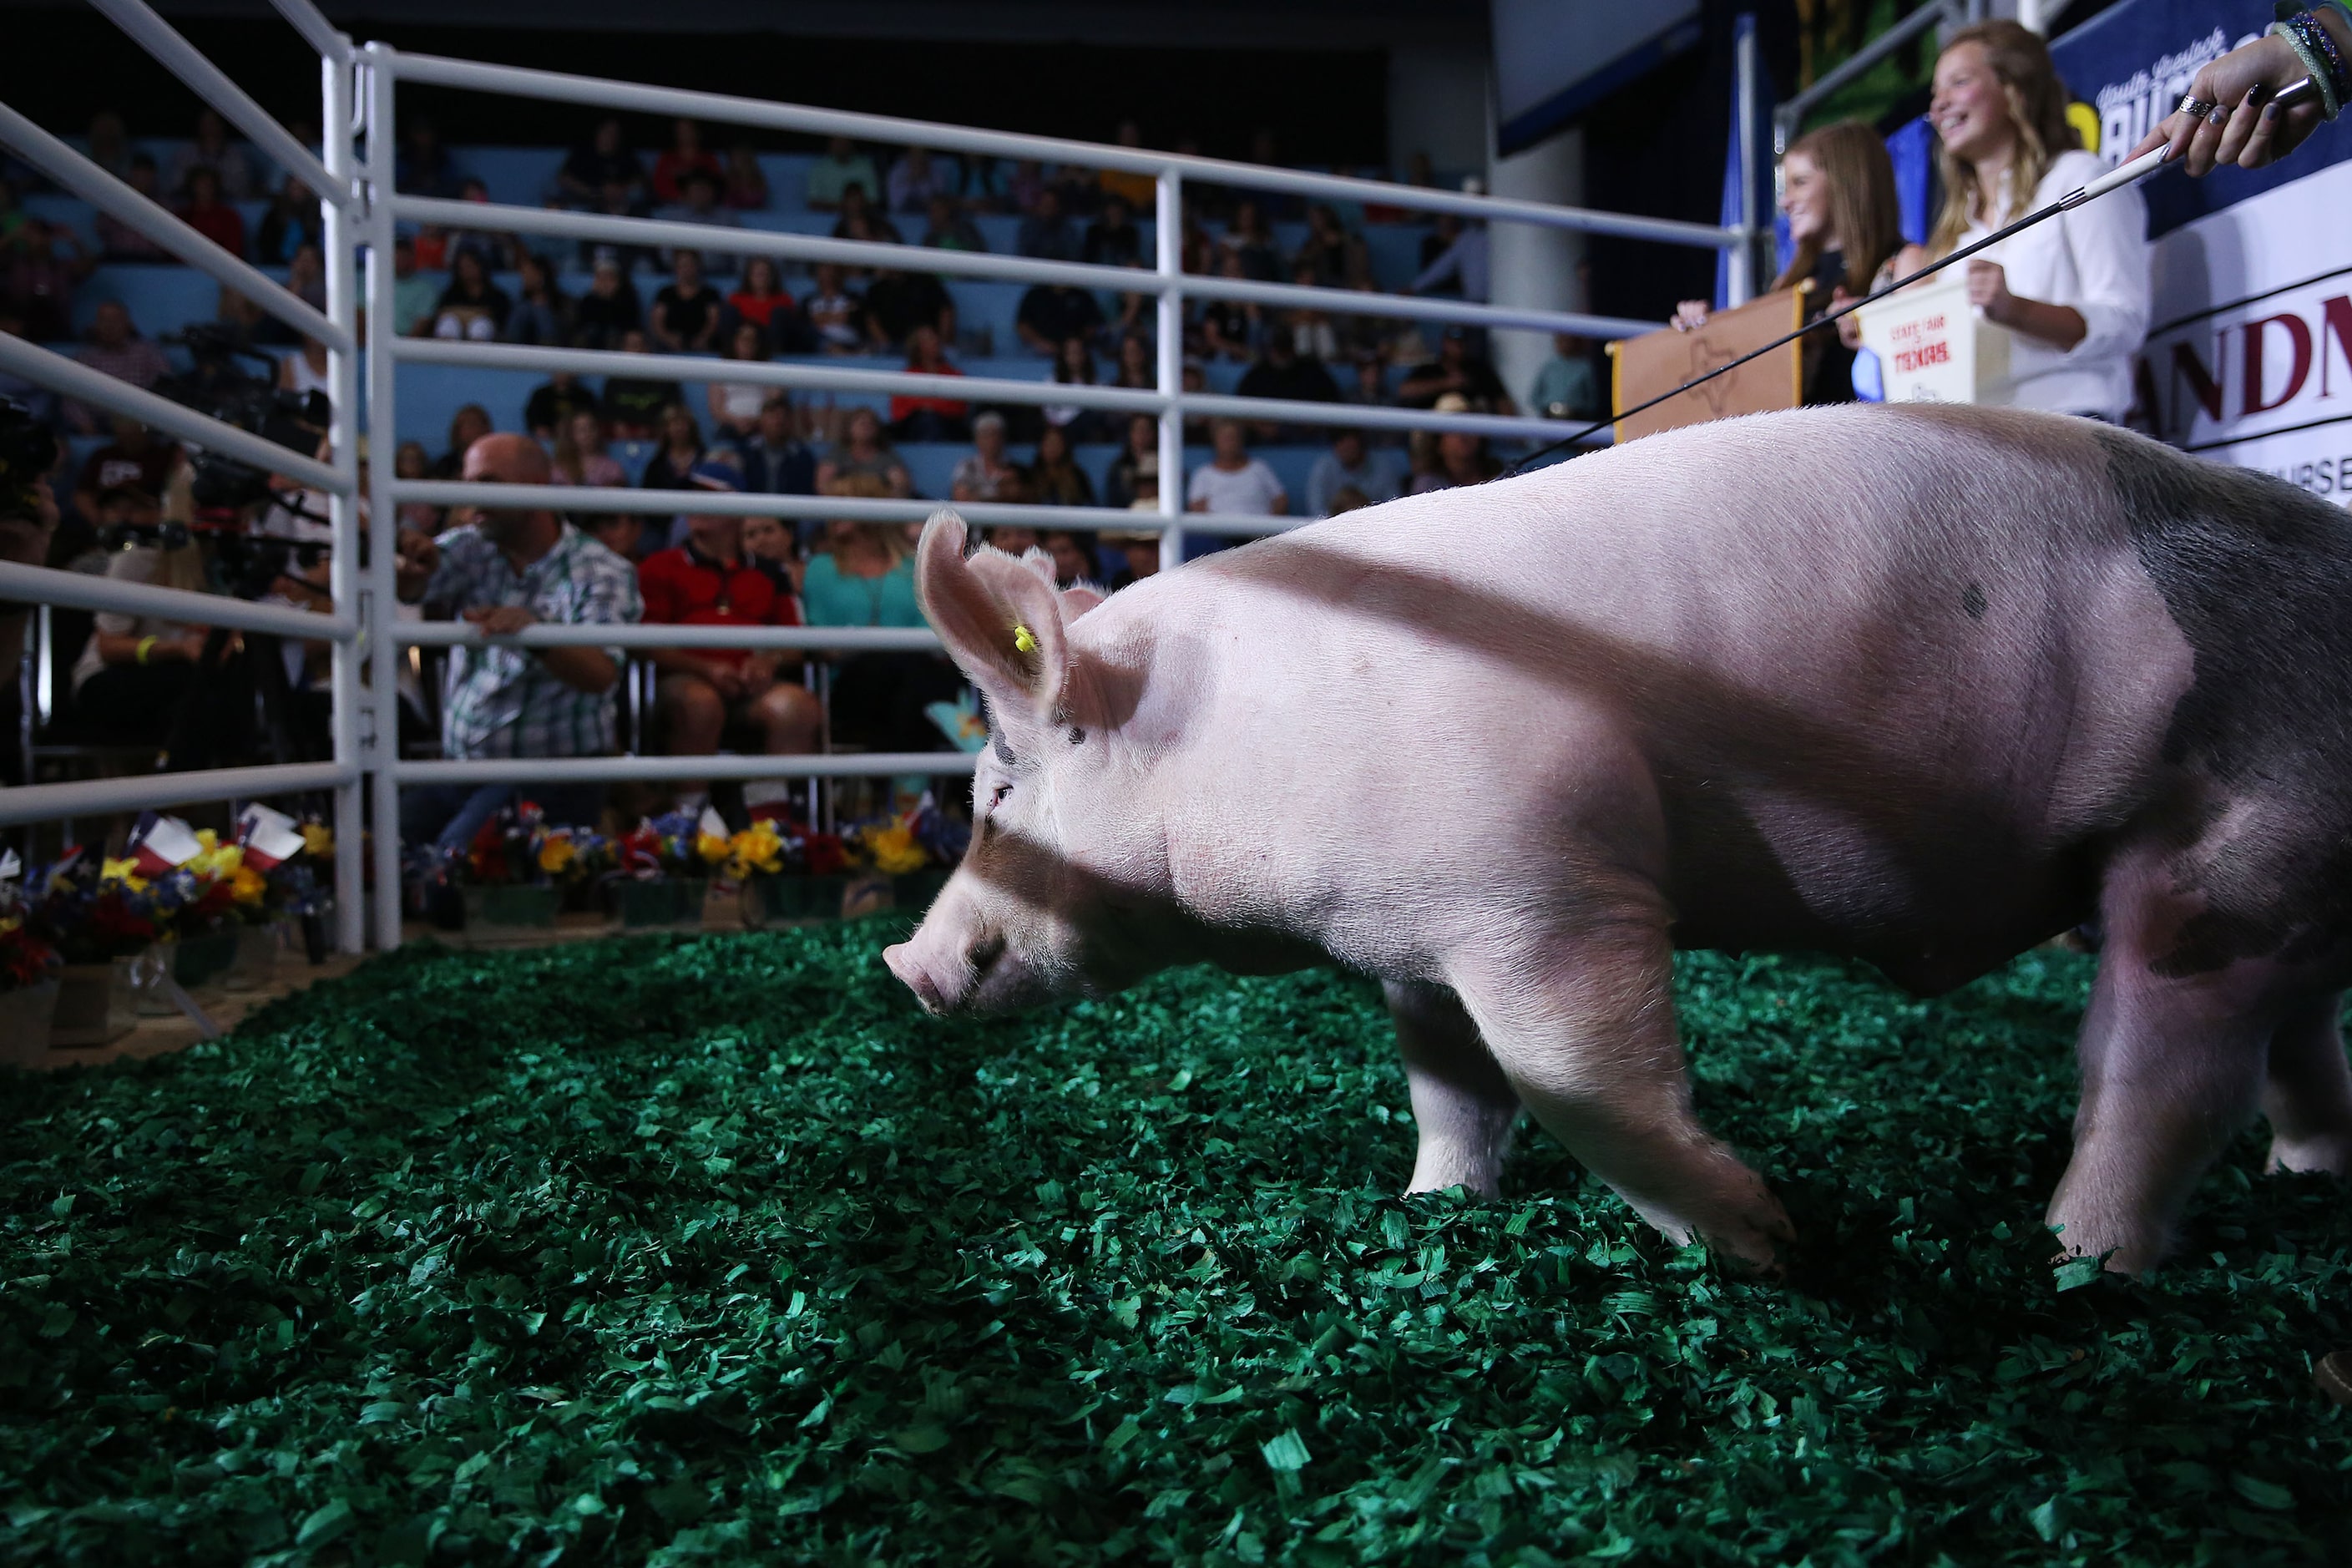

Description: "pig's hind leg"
2262 990 2352 1177
1444 923 1793 1272
1384 981 1522 1196
2046 844 2309 1272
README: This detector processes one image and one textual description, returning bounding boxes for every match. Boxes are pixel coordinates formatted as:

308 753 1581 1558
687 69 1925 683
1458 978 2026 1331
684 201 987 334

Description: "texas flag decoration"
125 812 205 878
698 805 730 843
235 803 309 871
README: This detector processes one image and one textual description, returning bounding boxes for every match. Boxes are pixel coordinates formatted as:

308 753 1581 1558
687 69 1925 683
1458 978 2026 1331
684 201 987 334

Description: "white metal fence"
3 0 1759 952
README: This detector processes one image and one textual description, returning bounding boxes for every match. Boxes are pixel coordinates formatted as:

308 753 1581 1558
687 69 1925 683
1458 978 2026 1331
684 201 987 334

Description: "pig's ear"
916 508 1071 722
1060 584 1105 620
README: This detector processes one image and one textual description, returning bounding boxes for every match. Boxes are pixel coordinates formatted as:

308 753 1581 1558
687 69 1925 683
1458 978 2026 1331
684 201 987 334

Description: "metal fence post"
321 43 365 953
362 43 405 952
1155 168 1186 573
1731 18 1761 306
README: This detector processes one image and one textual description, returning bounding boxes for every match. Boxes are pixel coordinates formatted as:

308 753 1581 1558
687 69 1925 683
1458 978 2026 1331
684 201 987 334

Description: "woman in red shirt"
727 257 795 333
651 119 723 207
176 167 245 259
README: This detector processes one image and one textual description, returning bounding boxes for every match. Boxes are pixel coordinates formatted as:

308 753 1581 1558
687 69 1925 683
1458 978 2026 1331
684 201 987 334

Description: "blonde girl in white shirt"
1894 19 2151 422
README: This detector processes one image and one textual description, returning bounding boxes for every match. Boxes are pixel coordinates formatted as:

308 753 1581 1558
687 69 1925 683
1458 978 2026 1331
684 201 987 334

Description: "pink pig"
885 402 2352 1275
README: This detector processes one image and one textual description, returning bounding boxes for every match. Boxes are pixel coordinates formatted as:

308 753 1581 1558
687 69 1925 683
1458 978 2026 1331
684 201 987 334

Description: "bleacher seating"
29 129 1456 488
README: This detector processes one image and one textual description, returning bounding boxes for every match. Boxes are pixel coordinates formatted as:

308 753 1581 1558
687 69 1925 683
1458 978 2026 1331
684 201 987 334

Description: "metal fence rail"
4 3 1764 953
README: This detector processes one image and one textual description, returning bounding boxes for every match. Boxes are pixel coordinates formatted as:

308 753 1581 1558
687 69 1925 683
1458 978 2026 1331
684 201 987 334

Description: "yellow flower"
301 822 333 860
189 842 243 881
230 865 268 905
864 824 928 877
695 831 732 867
99 857 150 892
726 821 784 879
195 829 220 852
538 837 577 876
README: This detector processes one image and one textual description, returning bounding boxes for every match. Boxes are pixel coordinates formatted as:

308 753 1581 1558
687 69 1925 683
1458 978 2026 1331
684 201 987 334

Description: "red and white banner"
2135 158 2352 500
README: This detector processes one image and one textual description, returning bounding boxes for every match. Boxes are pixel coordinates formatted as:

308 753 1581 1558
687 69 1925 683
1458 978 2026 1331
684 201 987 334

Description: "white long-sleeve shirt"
1957 149 2150 422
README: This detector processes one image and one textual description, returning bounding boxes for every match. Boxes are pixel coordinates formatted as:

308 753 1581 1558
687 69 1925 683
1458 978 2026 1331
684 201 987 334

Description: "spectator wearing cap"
807 137 882 212
638 459 822 818
68 301 170 433
73 417 183 525
1397 326 1515 415
397 432 642 851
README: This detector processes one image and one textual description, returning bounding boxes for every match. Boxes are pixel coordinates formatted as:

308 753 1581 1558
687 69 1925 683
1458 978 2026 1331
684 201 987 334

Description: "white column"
362 44 404 951
321 44 365 954
1487 127 1585 418
1155 169 1185 574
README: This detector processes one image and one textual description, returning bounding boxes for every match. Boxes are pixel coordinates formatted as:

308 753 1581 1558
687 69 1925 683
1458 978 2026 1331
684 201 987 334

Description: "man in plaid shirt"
399 432 640 855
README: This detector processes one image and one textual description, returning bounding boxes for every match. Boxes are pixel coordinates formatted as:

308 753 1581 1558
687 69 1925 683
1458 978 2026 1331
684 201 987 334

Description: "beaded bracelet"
2294 6 2352 101
2274 7 2350 120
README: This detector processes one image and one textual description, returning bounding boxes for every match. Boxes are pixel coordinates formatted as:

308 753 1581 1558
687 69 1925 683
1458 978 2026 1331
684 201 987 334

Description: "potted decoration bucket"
612 877 703 930
223 919 285 992
51 957 139 1050
741 874 848 928
463 885 563 931
0 980 63 1066
174 928 240 989
893 869 950 911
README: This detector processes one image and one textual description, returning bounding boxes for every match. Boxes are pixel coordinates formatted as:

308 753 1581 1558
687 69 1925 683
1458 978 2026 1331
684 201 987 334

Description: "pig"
883 402 2352 1275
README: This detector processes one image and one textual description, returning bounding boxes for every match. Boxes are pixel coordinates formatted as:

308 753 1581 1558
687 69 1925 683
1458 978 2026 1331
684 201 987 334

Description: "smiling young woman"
1900 19 2152 423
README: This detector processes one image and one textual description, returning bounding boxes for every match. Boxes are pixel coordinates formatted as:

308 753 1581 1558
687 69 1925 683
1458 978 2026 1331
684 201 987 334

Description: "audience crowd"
3 108 1606 854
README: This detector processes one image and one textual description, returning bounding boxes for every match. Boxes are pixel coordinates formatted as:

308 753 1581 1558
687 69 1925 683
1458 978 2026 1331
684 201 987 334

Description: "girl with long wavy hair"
1895 19 2149 422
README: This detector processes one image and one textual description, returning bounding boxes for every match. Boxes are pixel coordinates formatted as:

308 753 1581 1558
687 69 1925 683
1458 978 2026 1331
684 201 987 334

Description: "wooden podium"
1853 273 2011 404
1606 283 1810 443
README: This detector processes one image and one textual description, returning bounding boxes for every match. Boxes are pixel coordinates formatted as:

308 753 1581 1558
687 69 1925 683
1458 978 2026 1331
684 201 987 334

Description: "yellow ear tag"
1012 623 1038 655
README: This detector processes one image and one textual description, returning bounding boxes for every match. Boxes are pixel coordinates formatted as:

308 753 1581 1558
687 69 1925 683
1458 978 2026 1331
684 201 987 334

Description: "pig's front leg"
1445 923 1793 1272
1384 980 1521 1196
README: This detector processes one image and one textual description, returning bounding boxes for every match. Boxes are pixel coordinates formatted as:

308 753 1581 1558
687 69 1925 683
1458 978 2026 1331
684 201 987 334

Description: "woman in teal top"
802 512 964 758
801 518 925 628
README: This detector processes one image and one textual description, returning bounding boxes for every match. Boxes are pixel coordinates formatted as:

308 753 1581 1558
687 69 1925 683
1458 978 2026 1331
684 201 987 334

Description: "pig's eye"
989 782 1013 812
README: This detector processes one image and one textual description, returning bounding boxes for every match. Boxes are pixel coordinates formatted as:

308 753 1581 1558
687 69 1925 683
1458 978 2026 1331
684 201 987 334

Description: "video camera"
0 396 59 518
157 324 331 514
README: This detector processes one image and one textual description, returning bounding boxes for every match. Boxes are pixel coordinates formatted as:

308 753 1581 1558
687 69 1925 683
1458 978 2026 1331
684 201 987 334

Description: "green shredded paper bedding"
3 927 2346 1565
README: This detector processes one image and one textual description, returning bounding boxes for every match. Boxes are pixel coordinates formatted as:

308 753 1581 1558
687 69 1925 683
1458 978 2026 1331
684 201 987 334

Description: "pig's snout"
885 928 1005 1015
884 941 946 1014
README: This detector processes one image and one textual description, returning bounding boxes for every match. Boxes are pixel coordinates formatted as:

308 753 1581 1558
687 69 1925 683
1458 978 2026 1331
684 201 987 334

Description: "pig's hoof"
2266 1133 2352 1178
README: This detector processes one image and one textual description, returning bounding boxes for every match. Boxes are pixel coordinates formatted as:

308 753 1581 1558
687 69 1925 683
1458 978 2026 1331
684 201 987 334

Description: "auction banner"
2051 0 2352 494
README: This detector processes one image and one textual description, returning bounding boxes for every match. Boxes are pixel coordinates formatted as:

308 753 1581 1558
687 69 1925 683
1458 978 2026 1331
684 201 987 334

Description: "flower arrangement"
0 852 60 995
20 808 336 967
616 809 731 881
453 801 612 889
